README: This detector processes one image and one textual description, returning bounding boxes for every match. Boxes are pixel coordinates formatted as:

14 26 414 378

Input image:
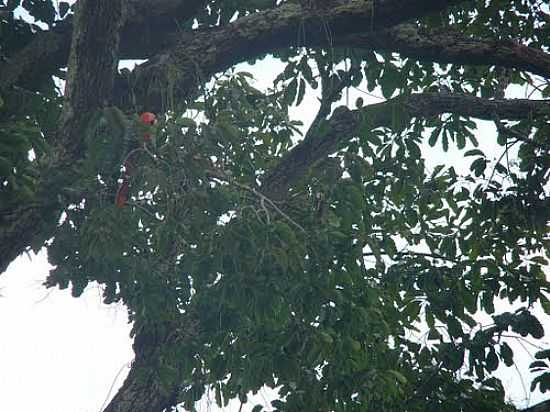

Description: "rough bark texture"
0 0 206 93
3 0 549 113
345 25 550 78
116 0 466 111
102 359 178 412
113 0 550 113
121 0 207 57
0 206 48 273
102 321 187 412
60 1 127 144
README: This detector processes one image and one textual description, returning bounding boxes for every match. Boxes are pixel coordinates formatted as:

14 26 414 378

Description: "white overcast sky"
1 2 550 411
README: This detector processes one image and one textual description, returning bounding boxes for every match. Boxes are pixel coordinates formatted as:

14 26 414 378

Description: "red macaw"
115 112 157 207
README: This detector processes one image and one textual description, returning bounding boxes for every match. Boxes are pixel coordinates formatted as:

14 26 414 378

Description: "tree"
1 0 550 410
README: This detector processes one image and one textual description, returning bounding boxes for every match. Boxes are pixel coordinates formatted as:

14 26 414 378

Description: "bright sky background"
1 3 550 411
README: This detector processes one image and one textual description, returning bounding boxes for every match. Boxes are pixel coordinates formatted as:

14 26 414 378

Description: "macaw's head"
139 112 157 125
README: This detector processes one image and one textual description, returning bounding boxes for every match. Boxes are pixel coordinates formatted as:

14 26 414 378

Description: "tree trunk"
103 324 183 412
0 0 127 273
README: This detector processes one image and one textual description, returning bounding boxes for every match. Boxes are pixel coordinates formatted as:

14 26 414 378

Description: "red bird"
115 112 157 207
139 112 156 124
139 112 157 141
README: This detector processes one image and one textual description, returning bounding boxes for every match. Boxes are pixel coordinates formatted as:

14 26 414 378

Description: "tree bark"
103 322 186 412
114 0 467 111
3 0 549 114
0 0 206 93
522 399 550 412
344 25 550 78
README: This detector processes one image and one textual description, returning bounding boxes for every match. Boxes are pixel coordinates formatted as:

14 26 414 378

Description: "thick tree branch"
60 1 127 132
115 0 550 113
522 399 550 412
0 0 207 93
102 320 191 412
343 24 550 79
118 0 465 111
262 93 550 199
5 0 550 114
0 23 71 92
121 0 207 57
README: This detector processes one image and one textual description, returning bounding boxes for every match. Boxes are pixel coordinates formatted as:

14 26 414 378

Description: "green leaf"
447 317 463 338
532 256 548 265
275 221 296 245
530 360 548 370
456 132 466 149
428 127 441 147
347 185 365 210
486 348 499 372
22 0 56 24
500 342 514 367
541 294 550 315
531 372 550 393
464 149 485 157
442 130 449 152
296 78 306 106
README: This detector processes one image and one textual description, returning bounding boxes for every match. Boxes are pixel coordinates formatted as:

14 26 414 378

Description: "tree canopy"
1 0 550 411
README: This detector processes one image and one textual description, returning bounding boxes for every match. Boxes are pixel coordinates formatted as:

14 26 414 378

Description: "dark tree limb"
262 93 550 199
59 1 127 150
521 399 550 412
0 24 71 92
0 0 207 93
112 1 550 113
117 0 466 111
1 0 470 111
343 24 550 79
3 0 550 114
121 0 208 58
102 320 191 412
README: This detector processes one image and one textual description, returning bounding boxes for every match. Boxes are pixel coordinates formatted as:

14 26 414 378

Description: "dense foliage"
1 0 550 411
